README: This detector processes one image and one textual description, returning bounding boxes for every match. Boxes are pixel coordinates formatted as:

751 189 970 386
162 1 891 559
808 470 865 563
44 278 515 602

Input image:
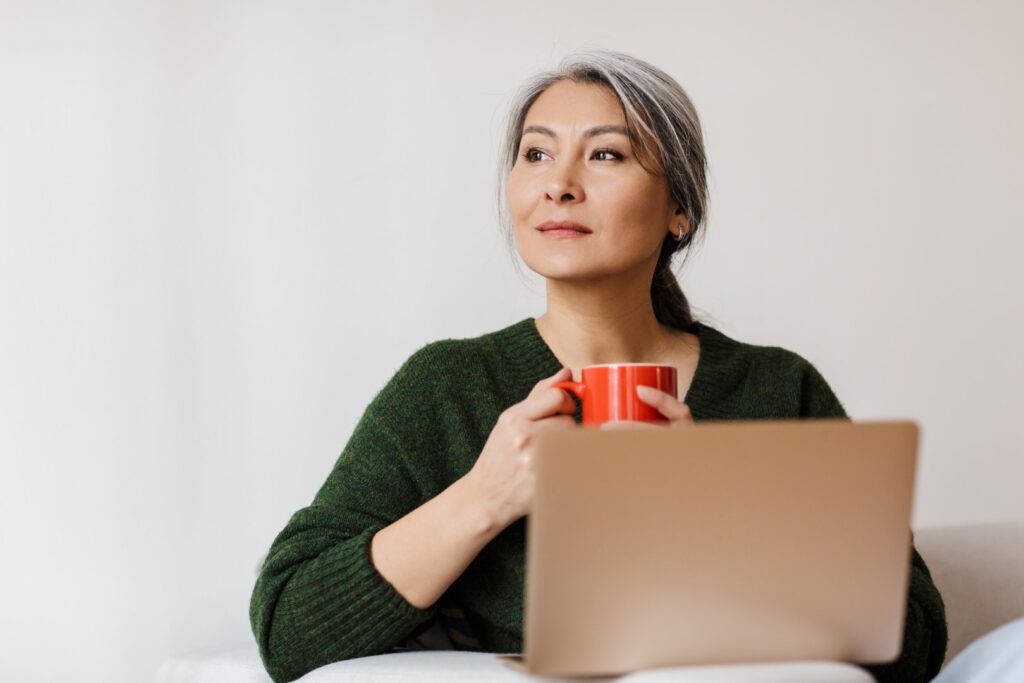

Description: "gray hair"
495 48 709 331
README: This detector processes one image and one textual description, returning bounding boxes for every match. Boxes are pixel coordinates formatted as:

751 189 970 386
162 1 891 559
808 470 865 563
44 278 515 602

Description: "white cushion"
155 646 873 683
304 651 873 682
155 645 270 683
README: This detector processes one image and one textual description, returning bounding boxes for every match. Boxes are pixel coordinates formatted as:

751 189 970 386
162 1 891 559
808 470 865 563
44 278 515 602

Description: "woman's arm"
250 505 431 683
369 473 499 610
250 469 498 683
250 344 575 682
249 345 466 683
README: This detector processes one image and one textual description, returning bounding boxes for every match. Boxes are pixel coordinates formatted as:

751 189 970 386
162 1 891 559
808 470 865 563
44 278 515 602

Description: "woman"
249 49 948 683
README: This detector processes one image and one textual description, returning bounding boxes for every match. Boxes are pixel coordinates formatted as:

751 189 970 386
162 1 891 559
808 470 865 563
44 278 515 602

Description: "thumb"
546 367 572 383
532 367 573 398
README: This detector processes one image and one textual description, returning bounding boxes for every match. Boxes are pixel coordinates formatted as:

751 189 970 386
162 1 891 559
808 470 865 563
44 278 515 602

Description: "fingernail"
636 385 654 396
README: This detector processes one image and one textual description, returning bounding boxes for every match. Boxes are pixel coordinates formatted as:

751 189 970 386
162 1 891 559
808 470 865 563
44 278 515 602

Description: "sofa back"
914 522 1024 665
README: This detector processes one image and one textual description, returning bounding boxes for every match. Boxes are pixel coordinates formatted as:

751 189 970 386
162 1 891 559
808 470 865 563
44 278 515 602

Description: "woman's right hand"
463 367 577 531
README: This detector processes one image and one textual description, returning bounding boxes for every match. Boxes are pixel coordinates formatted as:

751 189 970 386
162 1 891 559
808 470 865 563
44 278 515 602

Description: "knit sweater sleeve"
797 358 949 682
249 345 442 683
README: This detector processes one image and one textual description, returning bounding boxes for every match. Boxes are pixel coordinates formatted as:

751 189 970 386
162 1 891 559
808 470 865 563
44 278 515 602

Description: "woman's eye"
521 147 622 163
593 148 622 161
522 148 547 162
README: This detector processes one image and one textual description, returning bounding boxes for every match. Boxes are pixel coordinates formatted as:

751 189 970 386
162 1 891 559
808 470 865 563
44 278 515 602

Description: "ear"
669 204 690 237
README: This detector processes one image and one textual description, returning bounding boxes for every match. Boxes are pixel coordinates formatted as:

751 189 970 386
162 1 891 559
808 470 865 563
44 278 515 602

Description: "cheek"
603 181 664 226
505 175 529 217
506 177 522 205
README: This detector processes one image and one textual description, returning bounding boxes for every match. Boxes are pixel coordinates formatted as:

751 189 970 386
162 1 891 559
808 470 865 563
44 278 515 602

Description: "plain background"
1 1 1021 681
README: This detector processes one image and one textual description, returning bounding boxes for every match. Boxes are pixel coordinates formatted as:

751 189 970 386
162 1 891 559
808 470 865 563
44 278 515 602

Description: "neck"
536 279 678 375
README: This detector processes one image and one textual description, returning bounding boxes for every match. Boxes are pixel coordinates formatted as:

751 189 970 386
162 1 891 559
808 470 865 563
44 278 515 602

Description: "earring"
673 223 686 242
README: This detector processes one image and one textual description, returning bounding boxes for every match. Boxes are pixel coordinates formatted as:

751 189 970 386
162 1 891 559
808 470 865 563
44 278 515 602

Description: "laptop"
498 418 919 677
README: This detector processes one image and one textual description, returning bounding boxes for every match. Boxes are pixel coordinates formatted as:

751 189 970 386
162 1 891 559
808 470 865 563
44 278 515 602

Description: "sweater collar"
495 317 744 421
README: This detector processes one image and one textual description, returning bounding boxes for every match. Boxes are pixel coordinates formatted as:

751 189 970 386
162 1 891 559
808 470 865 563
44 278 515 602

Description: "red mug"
553 364 678 427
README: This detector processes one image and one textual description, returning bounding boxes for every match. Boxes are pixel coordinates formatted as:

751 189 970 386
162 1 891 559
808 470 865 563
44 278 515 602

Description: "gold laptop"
499 418 919 677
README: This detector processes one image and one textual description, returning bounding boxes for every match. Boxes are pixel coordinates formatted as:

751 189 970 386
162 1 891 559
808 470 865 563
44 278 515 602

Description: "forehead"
523 80 625 128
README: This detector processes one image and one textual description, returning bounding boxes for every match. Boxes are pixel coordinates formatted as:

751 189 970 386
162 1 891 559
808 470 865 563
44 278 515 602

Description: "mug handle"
552 381 586 399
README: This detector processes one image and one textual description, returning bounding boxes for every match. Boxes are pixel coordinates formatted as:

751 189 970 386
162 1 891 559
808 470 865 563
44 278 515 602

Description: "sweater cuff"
284 524 438 658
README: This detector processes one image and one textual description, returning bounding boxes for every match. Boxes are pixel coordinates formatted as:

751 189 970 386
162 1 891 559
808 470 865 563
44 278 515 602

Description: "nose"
545 158 584 204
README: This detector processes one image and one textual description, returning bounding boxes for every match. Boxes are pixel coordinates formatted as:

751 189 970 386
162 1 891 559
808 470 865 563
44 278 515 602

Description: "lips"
535 220 593 234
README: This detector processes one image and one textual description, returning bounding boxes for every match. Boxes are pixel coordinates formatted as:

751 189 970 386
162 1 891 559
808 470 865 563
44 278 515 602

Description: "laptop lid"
503 418 918 677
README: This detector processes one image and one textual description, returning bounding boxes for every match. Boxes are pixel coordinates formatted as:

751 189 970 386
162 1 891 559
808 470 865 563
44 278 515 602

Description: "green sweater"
249 317 949 683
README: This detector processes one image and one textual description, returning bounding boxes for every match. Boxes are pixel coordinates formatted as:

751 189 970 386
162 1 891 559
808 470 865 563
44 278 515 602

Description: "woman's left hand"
600 385 695 430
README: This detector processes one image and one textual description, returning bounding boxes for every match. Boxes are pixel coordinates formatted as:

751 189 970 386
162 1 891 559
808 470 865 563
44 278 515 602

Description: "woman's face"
507 80 679 282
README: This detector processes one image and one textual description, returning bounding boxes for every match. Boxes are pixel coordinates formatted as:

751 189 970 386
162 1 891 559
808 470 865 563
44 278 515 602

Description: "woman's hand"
600 385 695 430
462 367 577 530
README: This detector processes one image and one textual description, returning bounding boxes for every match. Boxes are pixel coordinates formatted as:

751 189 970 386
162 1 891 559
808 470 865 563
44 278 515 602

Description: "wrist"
453 472 505 540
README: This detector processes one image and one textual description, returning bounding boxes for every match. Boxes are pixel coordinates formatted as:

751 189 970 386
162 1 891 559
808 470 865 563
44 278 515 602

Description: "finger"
523 377 577 421
635 385 694 423
518 367 571 421
533 367 572 391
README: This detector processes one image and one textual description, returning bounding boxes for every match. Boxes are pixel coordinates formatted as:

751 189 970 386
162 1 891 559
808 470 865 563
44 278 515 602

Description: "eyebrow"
521 124 629 139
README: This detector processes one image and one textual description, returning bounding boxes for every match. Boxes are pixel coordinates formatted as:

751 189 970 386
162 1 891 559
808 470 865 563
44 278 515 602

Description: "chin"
520 253 615 282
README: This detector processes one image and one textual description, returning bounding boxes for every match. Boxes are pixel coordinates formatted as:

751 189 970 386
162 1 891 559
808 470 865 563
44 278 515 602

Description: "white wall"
1 1 1021 681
